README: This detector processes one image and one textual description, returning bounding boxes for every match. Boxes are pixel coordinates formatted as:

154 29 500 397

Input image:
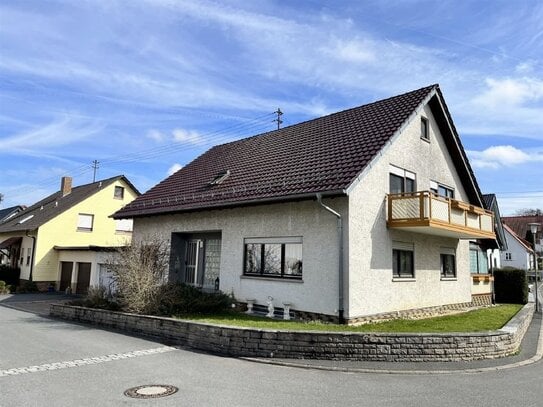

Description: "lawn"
178 304 524 333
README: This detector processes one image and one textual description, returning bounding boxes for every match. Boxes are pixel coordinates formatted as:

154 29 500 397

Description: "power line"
3 112 277 201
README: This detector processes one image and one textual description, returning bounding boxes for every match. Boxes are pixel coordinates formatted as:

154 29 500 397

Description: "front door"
76 263 91 295
59 262 73 291
184 240 203 285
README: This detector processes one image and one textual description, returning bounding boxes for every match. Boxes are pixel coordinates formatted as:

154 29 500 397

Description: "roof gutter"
316 193 345 324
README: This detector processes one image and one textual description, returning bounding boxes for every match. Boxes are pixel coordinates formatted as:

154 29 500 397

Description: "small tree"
107 235 169 314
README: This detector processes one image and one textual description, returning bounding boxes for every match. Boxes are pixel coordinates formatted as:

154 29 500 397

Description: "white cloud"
167 163 183 175
474 77 543 108
2 115 103 154
172 129 205 146
468 145 543 169
147 129 165 142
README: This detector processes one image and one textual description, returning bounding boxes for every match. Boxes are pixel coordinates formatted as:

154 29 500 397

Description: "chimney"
61 176 72 197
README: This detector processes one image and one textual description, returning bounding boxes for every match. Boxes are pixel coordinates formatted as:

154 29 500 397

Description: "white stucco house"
501 224 533 271
114 84 495 323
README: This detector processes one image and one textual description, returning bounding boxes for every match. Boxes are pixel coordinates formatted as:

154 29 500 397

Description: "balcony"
387 191 495 239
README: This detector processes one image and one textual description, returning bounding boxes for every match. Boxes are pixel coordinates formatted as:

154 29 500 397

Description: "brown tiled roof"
0 175 138 233
502 215 543 242
503 224 534 252
115 84 481 219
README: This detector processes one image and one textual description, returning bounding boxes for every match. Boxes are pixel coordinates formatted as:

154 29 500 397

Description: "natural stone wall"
50 303 534 362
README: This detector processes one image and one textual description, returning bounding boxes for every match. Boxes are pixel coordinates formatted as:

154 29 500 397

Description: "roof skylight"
209 170 230 186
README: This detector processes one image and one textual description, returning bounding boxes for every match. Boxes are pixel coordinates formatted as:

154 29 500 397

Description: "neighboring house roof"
481 193 507 251
502 215 543 243
503 223 533 253
0 205 25 224
114 84 484 219
0 175 139 233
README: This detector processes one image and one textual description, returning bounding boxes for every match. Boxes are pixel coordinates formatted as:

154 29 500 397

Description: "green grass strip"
176 304 523 333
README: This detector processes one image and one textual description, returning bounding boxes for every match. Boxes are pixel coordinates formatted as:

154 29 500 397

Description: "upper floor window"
421 117 429 141
244 237 302 279
389 165 416 194
430 181 454 198
505 252 512 261
114 186 124 199
77 213 94 232
115 218 133 233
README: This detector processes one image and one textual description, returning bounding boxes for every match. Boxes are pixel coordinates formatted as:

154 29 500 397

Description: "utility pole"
273 108 283 130
92 160 100 182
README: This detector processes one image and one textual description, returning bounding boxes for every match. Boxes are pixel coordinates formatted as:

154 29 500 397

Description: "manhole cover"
124 385 178 399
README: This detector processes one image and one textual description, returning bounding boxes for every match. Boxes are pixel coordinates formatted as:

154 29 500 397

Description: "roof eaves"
113 189 347 219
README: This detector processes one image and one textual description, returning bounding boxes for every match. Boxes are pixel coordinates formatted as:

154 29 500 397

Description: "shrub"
0 280 11 294
106 236 169 314
494 268 528 304
0 265 20 286
70 286 121 311
157 283 233 316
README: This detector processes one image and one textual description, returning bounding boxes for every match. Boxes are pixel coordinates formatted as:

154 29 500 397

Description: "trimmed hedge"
0 265 20 286
494 268 528 304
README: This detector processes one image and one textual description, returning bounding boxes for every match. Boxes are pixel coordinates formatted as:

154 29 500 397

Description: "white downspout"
316 193 345 324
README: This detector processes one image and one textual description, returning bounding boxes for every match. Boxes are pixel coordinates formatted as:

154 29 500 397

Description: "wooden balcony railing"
387 191 495 239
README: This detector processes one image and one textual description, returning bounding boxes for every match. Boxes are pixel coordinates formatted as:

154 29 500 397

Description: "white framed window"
505 252 512 261
77 213 94 232
115 218 133 233
392 241 414 279
389 165 416 194
244 237 303 279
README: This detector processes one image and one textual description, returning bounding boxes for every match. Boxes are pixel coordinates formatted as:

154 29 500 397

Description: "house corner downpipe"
316 193 345 324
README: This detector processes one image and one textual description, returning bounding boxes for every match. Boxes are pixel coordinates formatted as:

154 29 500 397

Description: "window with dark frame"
114 186 124 199
440 253 456 278
392 248 414 278
430 181 454 198
421 117 429 140
389 173 415 195
244 239 302 279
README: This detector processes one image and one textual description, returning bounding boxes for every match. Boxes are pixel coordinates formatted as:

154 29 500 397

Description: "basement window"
209 170 230 186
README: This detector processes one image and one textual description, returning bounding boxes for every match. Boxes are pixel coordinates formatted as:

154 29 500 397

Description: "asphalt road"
1 296 542 407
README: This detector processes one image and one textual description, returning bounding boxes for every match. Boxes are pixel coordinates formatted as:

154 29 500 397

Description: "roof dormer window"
209 170 230 186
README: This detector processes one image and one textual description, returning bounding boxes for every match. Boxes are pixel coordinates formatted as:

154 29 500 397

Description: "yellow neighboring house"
0 175 139 293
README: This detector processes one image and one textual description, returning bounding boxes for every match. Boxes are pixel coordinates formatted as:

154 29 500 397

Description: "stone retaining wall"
50 303 534 362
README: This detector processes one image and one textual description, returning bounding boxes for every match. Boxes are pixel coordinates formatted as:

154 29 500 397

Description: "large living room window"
244 237 302 279
392 241 414 279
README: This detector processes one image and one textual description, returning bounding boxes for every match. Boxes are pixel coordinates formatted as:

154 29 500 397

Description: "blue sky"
1 0 542 215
